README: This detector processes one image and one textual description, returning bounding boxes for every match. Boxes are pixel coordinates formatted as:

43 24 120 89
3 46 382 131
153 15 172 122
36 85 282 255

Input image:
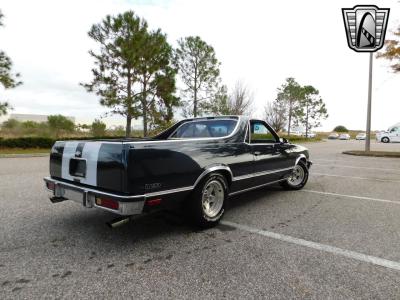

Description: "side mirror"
280 137 289 144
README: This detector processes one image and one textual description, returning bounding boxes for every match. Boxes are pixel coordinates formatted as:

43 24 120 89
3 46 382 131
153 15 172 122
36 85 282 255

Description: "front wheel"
381 137 390 143
185 173 228 228
281 161 309 190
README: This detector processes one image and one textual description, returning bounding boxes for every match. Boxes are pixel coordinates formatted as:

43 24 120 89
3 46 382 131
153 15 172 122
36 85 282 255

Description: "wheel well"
194 168 233 189
215 170 232 187
299 157 307 165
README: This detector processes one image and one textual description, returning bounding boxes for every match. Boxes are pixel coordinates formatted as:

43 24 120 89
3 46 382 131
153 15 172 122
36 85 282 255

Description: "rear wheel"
381 137 390 143
186 173 227 228
281 161 309 190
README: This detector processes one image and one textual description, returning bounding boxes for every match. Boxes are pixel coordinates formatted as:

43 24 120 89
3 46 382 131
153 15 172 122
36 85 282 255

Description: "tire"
185 173 228 228
281 161 309 190
381 137 390 143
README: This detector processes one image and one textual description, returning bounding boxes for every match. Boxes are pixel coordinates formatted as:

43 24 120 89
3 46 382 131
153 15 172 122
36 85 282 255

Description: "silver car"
328 132 339 139
339 133 351 140
356 132 366 140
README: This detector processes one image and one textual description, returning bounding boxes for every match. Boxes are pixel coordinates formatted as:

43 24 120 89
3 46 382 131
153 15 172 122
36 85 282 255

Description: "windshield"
170 119 237 139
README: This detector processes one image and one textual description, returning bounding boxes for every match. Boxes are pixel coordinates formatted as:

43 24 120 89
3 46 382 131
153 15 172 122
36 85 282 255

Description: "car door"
391 127 400 142
248 120 292 186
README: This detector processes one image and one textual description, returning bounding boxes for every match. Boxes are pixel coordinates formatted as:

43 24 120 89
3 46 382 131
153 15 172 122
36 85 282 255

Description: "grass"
343 150 400 158
253 133 322 143
0 148 50 155
281 136 322 143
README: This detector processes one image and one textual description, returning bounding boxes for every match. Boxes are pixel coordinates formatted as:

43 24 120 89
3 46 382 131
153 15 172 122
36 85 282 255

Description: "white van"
376 123 400 143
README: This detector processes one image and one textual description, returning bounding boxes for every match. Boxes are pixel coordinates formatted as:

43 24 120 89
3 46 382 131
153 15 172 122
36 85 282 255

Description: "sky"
0 0 399 131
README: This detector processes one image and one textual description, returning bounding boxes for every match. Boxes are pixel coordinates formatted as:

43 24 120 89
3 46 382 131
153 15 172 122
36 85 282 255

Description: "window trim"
247 120 280 145
168 118 240 140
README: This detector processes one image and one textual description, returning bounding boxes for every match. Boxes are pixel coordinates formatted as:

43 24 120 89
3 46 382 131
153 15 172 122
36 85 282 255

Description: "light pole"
365 52 373 152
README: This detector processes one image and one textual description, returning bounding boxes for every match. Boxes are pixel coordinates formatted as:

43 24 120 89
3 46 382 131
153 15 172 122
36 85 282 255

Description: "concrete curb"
343 150 400 158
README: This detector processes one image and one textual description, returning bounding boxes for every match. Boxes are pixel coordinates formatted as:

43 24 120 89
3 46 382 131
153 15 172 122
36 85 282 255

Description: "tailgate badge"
145 183 162 190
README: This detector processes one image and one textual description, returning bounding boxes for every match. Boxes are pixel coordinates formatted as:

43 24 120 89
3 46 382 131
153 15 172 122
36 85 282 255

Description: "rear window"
170 119 237 139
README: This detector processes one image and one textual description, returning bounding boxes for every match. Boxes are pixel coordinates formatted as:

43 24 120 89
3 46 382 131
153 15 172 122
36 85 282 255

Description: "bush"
333 125 348 132
47 115 75 136
91 119 106 137
0 136 128 149
2 119 20 129
0 137 55 149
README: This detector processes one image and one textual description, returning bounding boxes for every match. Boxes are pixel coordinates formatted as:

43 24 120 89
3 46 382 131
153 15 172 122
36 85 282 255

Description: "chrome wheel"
287 165 305 186
202 180 224 218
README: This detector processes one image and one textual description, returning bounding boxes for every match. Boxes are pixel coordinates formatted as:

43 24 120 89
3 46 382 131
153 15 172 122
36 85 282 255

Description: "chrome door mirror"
280 137 289 144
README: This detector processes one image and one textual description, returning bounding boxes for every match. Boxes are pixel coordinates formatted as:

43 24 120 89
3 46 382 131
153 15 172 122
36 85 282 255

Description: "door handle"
254 151 262 156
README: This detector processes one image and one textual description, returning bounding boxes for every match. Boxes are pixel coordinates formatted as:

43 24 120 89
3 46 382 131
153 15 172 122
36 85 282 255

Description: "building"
7 114 75 123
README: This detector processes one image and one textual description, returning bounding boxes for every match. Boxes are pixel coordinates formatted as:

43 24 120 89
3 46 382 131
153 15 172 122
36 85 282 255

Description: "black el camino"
44 116 312 227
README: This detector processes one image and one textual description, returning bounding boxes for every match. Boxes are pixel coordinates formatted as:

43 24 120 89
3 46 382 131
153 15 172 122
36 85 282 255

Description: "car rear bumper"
44 177 145 216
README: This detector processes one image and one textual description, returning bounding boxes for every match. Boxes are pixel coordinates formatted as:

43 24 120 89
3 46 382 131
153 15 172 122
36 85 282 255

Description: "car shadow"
36 184 285 249
227 184 283 210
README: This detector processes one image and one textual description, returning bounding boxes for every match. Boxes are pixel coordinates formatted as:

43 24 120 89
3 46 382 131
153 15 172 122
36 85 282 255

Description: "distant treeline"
0 115 128 138
0 136 130 149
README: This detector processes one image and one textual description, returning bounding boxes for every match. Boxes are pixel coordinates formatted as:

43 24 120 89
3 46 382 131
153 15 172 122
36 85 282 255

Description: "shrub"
47 115 75 136
0 136 128 149
91 119 106 137
0 137 55 149
333 125 348 132
2 119 20 129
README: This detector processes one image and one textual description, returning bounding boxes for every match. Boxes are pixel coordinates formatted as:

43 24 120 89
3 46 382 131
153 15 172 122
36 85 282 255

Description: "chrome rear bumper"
44 177 145 216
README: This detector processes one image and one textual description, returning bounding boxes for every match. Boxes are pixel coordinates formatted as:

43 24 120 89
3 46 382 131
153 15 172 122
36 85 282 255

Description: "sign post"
365 52 373 151
342 5 390 152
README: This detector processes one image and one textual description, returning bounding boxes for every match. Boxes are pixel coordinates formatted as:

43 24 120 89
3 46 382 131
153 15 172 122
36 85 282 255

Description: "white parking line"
315 158 389 163
221 220 400 272
311 172 400 183
313 163 400 173
300 189 399 205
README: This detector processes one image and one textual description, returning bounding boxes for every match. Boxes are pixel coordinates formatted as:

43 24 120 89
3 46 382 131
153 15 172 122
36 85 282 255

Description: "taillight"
96 197 119 210
146 198 162 206
46 181 55 191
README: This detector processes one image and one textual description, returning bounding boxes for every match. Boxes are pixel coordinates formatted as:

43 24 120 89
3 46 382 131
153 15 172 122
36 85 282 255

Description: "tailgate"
50 141 125 192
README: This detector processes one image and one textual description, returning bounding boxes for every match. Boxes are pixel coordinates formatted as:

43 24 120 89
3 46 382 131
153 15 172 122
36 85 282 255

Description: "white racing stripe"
80 142 102 186
313 163 400 173
300 189 400 205
221 220 400 271
61 141 80 182
61 141 102 186
311 172 400 183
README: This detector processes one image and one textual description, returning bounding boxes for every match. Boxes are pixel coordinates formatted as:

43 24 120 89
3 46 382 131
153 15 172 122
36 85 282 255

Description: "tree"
91 119 106 136
135 32 179 136
82 11 178 137
77 123 91 131
276 78 303 136
377 25 400 72
333 125 348 132
47 115 75 137
297 86 328 137
175 36 221 117
0 10 21 116
209 85 229 115
264 100 287 132
210 81 254 116
226 81 253 115
1 118 19 129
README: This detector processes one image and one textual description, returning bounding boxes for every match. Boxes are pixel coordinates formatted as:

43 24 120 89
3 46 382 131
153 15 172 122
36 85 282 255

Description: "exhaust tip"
106 216 131 228
49 196 66 204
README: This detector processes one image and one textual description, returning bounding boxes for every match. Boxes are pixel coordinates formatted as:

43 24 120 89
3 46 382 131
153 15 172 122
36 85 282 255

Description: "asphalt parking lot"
1 140 400 299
